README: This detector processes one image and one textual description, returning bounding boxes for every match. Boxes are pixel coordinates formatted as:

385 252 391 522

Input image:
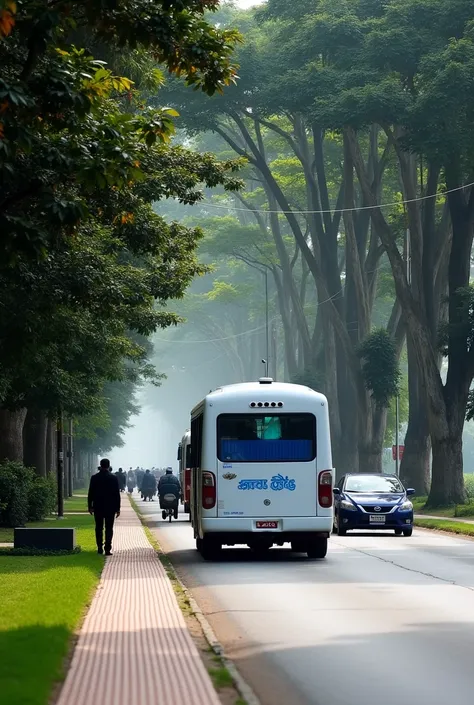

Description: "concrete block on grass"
14 528 76 551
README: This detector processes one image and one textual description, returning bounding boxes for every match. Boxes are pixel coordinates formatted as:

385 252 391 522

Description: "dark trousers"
94 512 115 551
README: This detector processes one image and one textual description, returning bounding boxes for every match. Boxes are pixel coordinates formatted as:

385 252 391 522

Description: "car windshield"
344 475 404 493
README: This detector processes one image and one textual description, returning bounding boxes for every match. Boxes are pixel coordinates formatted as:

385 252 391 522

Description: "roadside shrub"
28 474 56 521
0 462 56 527
0 461 33 527
464 474 474 500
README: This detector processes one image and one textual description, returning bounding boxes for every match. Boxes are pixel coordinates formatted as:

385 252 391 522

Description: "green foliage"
0 547 81 556
0 55 243 436
291 369 324 391
0 0 241 256
76 380 140 455
27 475 56 522
358 329 400 407
464 473 474 499
0 462 31 527
0 462 56 527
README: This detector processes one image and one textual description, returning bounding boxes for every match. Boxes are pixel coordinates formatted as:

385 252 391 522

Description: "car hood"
345 493 404 505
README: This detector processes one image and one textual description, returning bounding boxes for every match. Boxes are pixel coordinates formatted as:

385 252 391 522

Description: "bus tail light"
202 471 216 510
318 470 333 507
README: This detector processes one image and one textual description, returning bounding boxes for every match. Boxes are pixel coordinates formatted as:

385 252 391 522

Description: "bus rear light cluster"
202 471 216 509
318 470 333 507
249 401 284 408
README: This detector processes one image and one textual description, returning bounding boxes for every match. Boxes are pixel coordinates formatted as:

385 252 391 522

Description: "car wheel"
337 523 347 536
403 528 413 537
307 537 328 559
394 528 403 536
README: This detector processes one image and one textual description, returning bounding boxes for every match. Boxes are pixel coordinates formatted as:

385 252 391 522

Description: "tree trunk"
400 424 430 495
0 408 27 462
23 409 48 476
358 446 383 473
428 434 465 506
358 403 387 474
333 431 358 480
400 342 431 494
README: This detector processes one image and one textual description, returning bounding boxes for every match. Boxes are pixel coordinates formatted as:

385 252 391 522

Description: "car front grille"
361 505 393 513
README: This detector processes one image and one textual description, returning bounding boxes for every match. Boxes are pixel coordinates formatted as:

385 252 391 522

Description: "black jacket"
141 472 157 492
88 471 121 515
158 474 181 496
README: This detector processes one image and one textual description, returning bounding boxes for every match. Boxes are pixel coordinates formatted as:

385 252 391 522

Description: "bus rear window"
217 413 316 463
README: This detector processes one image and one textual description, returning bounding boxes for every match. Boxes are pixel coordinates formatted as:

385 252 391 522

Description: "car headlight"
399 500 413 510
340 499 357 512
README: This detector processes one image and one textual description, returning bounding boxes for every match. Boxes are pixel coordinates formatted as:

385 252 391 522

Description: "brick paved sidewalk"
57 497 221 705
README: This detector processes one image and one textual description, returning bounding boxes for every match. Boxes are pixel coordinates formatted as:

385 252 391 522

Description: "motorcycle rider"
158 468 181 518
141 468 157 501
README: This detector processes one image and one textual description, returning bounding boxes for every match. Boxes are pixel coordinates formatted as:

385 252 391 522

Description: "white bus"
177 429 191 515
189 378 334 560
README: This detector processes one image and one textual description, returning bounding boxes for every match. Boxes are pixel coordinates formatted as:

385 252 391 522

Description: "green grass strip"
412 496 474 519
63 495 89 513
415 517 474 537
0 513 103 705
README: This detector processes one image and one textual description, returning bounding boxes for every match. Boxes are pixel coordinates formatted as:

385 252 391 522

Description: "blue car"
333 473 415 536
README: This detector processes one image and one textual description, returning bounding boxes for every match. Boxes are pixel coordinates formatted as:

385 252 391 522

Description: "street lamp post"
57 409 64 518
261 268 270 377
395 395 400 477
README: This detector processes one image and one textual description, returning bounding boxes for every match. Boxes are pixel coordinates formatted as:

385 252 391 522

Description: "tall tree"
163 5 404 475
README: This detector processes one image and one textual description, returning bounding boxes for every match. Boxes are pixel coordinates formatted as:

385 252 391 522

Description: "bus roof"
191 379 327 418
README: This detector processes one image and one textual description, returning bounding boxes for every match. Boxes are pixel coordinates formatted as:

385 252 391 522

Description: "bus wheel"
291 541 306 553
200 536 221 561
307 537 328 559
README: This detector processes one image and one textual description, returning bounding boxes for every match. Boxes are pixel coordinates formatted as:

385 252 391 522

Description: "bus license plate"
369 515 386 523
256 521 279 529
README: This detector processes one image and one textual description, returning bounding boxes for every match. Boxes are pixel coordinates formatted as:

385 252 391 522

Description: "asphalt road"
139 495 474 705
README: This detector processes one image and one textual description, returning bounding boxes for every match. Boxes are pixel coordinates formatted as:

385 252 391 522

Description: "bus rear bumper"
200 517 332 543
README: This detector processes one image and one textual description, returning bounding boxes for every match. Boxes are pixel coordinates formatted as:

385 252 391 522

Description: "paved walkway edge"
56 496 222 705
131 499 262 705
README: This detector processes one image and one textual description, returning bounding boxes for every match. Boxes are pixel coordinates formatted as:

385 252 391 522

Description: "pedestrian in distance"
88 458 121 556
116 467 126 492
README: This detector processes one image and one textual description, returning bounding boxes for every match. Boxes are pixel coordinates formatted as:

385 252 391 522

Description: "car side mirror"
333 488 341 496
406 488 415 496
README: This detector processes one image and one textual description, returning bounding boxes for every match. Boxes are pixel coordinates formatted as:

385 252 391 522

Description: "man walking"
88 458 121 555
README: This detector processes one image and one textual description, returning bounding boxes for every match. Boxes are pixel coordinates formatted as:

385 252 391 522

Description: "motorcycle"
160 493 179 522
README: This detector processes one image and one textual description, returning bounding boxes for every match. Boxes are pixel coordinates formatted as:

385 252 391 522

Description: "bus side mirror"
177 446 182 461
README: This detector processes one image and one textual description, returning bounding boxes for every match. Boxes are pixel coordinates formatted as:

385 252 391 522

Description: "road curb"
184 588 262 705
129 496 262 705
